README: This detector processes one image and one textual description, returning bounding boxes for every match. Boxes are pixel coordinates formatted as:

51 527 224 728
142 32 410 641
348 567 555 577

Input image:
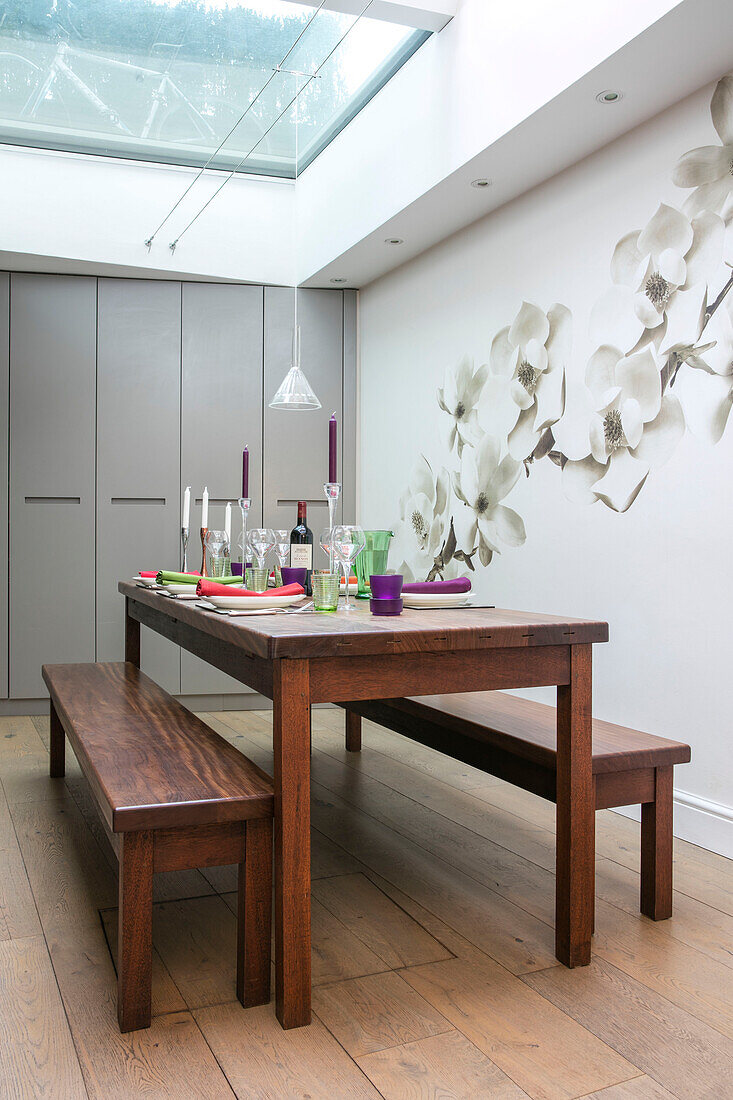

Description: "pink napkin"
402 578 471 594
196 579 305 599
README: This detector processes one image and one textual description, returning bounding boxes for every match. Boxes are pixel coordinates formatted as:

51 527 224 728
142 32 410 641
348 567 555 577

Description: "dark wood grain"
556 643 594 968
152 821 246 873
42 662 274 832
273 658 311 1029
237 816 273 1008
641 765 673 920
348 691 691 775
118 829 153 1032
118 581 608 661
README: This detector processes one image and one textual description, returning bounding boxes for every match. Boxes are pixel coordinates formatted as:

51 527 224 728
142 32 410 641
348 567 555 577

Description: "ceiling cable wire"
168 0 374 251
143 0 329 248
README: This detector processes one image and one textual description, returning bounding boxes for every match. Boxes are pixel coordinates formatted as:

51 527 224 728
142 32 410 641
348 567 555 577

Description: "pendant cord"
167 1 374 251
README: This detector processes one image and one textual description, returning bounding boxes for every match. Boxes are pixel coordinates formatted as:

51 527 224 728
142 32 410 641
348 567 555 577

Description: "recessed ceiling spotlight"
471 178 493 189
330 277 348 284
385 237 404 245
596 89 622 104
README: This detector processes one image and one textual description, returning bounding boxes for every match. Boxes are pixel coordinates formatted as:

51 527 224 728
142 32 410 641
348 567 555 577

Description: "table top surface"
120 581 609 661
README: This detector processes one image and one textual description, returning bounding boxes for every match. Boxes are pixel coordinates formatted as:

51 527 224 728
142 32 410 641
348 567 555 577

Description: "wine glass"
248 528 275 569
273 529 289 585
204 529 229 578
319 526 333 567
331 525 365 611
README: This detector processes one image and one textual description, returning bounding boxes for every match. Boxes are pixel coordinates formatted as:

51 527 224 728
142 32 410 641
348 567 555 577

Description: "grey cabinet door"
180 282 263 695
264 288 347 569
96 279 181 693
0 274 8 699
10 274 96 698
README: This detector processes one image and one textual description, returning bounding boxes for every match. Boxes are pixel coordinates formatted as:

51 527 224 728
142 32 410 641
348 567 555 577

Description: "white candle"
182 485 191 528
201 486 209 528
224 501 231 544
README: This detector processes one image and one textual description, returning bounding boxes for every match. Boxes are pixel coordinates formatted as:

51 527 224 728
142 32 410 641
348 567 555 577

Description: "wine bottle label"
290 544 312 568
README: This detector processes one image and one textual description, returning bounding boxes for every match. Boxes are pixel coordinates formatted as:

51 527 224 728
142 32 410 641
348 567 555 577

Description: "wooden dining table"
119 581 608 1029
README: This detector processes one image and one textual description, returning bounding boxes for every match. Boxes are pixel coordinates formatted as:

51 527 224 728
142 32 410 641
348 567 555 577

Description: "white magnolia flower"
673 73 733 220
674 294 733 443
562 346 685 512
437 355 487 456
393 456 449 581
452 435 525 566
590 204 723 351
490 301 570 460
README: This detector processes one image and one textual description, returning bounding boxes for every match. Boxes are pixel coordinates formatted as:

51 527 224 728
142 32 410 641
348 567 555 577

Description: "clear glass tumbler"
312 571 340 612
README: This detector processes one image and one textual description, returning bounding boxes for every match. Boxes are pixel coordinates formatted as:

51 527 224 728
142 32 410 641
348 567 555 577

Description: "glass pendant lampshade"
269 325 321 411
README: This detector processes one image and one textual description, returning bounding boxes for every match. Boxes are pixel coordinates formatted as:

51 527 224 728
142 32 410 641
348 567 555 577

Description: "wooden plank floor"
0 711 730 1099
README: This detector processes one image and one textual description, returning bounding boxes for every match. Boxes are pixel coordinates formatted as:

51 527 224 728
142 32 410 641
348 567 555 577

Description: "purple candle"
328 413 337 483
241 447 249 499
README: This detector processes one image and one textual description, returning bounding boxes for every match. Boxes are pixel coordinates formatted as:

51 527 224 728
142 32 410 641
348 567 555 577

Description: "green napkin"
156 571 241 586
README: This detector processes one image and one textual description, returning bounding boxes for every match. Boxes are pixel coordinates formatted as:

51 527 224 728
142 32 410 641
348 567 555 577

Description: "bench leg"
556 644 594 968
345 710 362 752
118 830 153 1032
49 700 65 778
237 817 273 1008
640 765 673 920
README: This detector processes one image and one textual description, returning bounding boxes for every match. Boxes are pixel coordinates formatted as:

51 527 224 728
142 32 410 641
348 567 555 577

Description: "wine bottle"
290 500 314 595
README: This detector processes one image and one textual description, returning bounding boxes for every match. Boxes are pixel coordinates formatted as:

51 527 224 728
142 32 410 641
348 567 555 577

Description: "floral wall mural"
393 73 733 582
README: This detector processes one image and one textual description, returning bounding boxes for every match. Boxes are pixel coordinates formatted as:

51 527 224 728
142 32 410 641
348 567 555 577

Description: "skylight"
0 1 430 178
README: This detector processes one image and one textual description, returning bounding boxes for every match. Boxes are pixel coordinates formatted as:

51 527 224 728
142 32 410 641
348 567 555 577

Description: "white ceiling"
301 0 733 289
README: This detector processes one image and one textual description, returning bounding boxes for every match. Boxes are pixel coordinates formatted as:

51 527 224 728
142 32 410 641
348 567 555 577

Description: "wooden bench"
343 692 690 924
43 661 274 1033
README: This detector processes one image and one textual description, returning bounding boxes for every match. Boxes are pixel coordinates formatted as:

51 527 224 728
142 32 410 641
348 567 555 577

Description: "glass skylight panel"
0 1 429 177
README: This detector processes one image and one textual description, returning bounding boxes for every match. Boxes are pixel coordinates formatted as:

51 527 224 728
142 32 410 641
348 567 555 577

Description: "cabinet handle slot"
24 496 81 504
194 498 234 506
111 497 166 505
276 499 327 507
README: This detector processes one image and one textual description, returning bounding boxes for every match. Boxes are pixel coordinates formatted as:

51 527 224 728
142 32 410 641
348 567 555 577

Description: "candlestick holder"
180 527 189 573
200 527 208 577
238 498 252 572
323 482 341 572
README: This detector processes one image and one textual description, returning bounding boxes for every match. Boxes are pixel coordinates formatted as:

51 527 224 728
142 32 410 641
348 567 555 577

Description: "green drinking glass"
355 530 394 598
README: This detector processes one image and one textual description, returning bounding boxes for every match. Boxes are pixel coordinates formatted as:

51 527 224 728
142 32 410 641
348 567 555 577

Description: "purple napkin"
402 578 471 594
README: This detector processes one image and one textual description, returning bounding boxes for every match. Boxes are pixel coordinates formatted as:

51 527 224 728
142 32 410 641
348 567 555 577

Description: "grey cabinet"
10 274 96 698
96 279 182 693
0 275 8 699
264 288 353 569
180 282 264 695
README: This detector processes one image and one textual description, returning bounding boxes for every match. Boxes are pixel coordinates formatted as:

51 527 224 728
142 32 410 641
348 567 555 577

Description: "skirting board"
614 789 733 861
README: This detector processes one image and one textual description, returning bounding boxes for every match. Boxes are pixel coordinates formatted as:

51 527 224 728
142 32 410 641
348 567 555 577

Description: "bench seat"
344 690 690 926
43 661 274 1032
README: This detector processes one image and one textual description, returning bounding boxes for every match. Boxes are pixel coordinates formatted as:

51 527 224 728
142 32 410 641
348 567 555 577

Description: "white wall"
359 77 733 857
0 145 295 285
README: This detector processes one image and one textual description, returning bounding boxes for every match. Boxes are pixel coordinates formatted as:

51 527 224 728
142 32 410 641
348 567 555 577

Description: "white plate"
402 591 470 609
202 593 304 611
134 576 160 587
160 582 207 594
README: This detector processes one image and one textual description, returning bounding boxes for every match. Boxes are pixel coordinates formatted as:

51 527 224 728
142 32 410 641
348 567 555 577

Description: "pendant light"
269 322 321 410
269 88 321 411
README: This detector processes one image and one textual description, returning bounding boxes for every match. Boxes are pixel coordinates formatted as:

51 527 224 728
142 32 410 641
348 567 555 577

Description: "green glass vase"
355 530 394 598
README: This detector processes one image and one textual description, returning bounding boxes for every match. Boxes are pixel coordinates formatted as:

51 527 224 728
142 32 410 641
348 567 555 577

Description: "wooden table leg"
125 597 141 668
49 699 65 778
345 709 362 752
556 643 594 967
273 658 311 1028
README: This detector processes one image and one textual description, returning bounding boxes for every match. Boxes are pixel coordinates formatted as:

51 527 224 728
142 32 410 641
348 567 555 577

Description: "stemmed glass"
248 528 275 569
273 529 289 585
331 525 365 611
319 527 333 567
204 529 229 578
